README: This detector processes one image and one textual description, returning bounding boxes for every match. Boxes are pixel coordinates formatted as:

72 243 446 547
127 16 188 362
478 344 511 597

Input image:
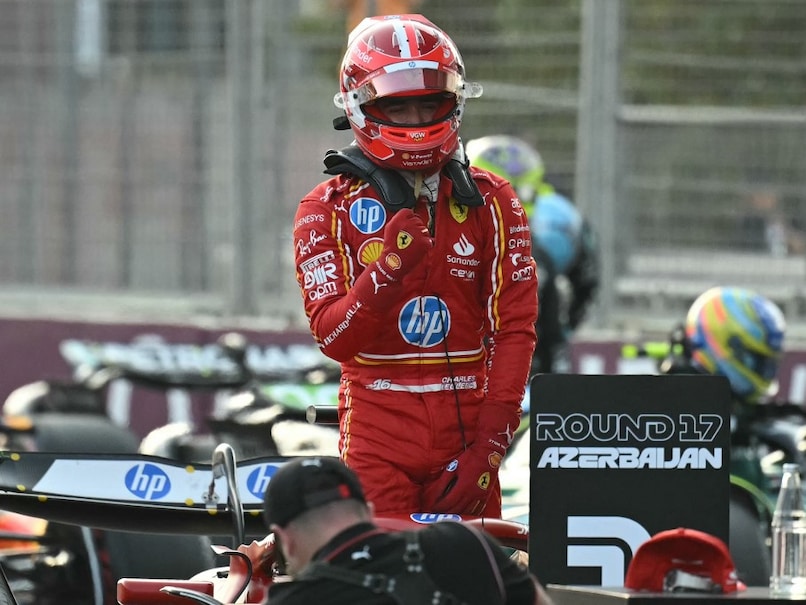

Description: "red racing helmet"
334 14 483 172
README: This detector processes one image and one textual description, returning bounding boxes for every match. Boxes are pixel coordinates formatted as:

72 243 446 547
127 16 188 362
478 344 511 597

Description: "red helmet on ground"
334 14 483 172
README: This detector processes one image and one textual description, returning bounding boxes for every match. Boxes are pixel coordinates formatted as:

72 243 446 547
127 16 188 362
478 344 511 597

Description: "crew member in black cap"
263 456 553 605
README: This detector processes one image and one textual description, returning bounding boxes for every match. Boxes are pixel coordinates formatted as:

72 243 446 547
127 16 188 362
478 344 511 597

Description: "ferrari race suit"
293 165 537 517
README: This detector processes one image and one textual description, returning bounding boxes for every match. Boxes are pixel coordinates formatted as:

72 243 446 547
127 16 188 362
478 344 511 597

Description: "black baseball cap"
263 456 366 528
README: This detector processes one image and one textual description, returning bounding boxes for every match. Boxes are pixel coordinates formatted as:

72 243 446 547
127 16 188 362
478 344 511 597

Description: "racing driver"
292 14 538 518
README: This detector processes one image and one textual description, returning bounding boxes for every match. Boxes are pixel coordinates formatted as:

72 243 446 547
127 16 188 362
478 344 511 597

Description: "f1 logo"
567 516 650 586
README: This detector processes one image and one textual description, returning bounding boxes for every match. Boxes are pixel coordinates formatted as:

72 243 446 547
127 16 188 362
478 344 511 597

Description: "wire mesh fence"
0 0 804 338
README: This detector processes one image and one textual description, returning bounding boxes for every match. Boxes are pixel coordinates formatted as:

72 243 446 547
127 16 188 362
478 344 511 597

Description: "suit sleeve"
478 183 538 443
294 194 407 362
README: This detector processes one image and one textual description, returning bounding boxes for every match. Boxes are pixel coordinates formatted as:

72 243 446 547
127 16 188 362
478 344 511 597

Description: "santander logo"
453 234 475 256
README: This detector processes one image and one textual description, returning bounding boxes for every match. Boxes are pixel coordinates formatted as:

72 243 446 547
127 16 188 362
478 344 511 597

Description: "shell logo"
409 131 426 142
385 253 402 270
358 238 383 267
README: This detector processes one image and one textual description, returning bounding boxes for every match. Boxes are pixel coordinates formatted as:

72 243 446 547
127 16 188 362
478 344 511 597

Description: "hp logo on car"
410 513 462 524
125 463 171 500
247 464 282 499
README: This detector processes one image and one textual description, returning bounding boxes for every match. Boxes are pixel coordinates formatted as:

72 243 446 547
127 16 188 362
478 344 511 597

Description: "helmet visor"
728 335 780 382
336 66 481 111
361 92 456 126
747 350 780 382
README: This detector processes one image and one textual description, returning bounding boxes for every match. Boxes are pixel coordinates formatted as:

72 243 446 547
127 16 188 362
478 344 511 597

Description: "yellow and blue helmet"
685 287 785 404
465 135 546 216
530 191 583 275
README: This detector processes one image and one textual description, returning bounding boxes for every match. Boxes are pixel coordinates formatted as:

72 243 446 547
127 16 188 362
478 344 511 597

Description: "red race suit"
293 167 537 517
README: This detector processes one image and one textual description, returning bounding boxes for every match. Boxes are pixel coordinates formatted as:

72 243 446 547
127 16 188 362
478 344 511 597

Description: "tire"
103 532 219 580
730 492 771 586
0 564 18 605
31 412 141 453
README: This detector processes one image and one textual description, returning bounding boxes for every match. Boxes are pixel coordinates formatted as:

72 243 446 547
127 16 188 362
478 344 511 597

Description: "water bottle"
771 463 806 596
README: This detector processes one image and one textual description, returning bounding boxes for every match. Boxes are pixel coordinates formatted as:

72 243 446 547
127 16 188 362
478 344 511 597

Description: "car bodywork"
0 448 530 605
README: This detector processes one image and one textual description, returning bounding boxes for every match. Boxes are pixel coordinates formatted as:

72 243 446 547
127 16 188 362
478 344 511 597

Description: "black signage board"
529 373 732 587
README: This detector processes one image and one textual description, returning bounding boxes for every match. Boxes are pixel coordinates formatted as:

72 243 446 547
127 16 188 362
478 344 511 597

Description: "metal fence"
0 0 804 338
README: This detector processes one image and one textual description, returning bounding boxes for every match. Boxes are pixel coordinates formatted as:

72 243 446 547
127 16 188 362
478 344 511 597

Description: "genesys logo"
246 464 282 500
125 463 171 500
567 516 650 586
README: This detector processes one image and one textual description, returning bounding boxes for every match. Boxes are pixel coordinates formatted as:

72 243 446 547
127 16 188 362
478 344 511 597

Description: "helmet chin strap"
413 171 424 199
408 171 440 236
403 170 440 204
